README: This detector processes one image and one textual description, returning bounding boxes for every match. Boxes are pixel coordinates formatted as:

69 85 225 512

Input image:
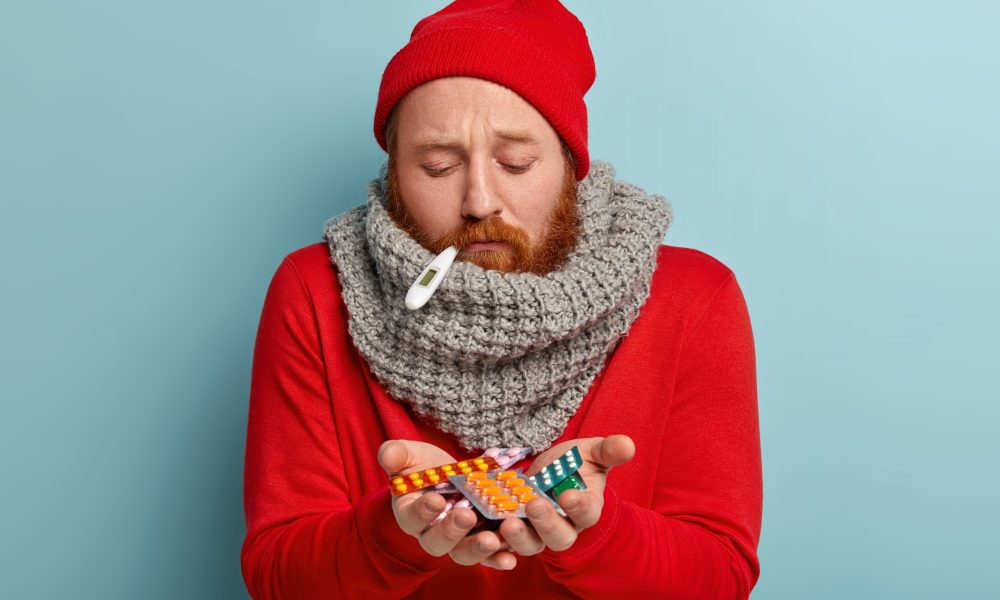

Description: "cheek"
398 170 462 238
504 178 564 241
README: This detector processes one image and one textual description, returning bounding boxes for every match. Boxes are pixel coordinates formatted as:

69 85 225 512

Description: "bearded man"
241 1 762 598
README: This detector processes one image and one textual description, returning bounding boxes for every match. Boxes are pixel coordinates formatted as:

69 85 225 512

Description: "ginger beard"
385 157 581 275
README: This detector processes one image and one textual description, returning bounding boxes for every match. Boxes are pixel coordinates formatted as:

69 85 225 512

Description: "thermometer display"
419 268 438 287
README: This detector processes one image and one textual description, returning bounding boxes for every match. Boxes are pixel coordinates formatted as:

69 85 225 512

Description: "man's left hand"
498 434 635 555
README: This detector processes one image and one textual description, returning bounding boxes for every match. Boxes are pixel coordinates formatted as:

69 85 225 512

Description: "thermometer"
405 245 459 310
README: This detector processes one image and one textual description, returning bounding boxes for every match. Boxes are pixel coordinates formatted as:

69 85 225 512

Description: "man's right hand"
377 440 518 570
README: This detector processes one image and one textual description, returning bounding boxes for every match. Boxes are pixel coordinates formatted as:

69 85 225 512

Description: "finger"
397 492 447 536
418 507 477 557
481 550 518 570
557 489 600 531
378 440 417 474
525 498 577 551
499 516 545 556
448 530 506 566
589 435 635 470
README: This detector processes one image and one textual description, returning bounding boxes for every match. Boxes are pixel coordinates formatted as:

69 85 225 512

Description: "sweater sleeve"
537 273 763 599
240 257 447 599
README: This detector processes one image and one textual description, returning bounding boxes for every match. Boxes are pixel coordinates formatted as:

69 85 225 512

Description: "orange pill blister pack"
388 456 501 497
450 469 563 519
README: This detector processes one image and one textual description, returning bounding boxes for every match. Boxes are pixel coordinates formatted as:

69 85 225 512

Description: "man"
241 1 762 598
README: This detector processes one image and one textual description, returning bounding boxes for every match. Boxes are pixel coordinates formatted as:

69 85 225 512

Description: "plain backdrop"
2 1 998 598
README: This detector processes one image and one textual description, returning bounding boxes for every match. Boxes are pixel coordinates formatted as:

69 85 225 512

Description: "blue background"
2 1 997 598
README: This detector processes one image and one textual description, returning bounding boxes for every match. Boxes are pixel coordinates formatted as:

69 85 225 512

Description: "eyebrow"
493 129 539 145
413 129 540 153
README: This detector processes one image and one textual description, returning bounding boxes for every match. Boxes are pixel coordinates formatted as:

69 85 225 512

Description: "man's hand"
377 440 518 570
498 435 635 555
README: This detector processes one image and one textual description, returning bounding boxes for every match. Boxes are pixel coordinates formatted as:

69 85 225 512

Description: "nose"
460 158 502 222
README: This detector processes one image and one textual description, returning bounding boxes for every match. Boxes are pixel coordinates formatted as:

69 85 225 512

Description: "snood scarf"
323 160 672 452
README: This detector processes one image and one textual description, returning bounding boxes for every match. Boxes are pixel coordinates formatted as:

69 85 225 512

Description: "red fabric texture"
241 242 762 599
373 0 596 181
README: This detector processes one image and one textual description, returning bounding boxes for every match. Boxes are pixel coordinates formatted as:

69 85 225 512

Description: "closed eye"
502 162 532 174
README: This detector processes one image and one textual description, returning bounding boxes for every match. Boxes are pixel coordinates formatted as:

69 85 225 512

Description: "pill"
392 477 404 485
395 484 408 493
496 501 520 512
504 479 525 489
481 486 502 497
496 471 517 481
518 492 537 503
488 494 512 505
484 447 501 457
468 472 487 481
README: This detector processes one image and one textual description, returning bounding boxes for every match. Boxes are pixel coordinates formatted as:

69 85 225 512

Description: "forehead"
393 76 559 147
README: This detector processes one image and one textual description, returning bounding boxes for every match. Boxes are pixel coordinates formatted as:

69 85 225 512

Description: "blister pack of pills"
527 446 588 501
389 456 501 497
450 469 562 520
387 445 587 528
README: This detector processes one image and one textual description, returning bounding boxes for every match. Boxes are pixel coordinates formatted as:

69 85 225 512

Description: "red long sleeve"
241 243 762 599
241 258 447 598
535 273 762 598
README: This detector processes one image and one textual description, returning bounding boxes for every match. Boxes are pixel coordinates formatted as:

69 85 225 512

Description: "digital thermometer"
405 245 459 310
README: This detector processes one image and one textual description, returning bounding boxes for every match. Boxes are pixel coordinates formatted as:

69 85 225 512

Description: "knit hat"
373 0 596 181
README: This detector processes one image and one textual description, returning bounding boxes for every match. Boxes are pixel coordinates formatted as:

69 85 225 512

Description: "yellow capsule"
496 471 517 481
474 478 497 489
457 461 469 468
425 468 437 476
412 479 424 487
481 486 503 497
461 466 473 474
496 501 520 512
395 484 408 493
472 458 485 465
510 486 532 496
504 479 525 489
489 494 512 505
468 471 487 481
391 477 404 485
408 472 421 480
477 463 490 471
428 474 440 483
441 465 455 473
518 493 538 503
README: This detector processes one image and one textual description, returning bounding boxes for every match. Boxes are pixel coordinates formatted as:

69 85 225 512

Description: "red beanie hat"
373 0 596 181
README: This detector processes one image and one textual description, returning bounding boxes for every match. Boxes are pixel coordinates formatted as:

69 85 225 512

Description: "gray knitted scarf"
322 159 672 453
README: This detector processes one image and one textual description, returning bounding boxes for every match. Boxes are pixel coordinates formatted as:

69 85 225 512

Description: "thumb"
378 439 422 475
589 434 636 470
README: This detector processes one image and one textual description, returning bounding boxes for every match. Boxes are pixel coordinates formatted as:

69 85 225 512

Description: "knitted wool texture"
322 159 672 452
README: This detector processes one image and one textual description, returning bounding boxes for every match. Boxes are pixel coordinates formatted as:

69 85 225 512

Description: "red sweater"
241 242 762 599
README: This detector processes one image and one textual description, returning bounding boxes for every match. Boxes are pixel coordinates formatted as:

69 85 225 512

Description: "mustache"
429 217 532 254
